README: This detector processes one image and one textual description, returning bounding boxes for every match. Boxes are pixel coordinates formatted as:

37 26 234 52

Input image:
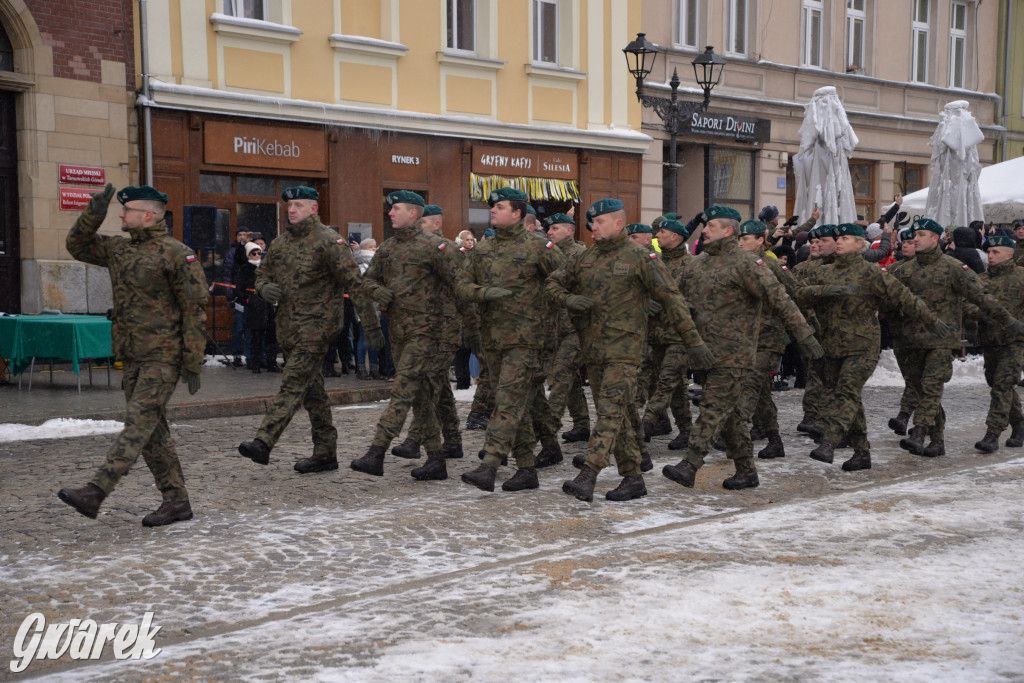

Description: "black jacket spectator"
949 226 986 273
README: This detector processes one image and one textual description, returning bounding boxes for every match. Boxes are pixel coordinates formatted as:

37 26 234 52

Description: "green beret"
912 217 944 235
117 185 168 205
542 213 574 231
526 205 537 216
386 190 425 207
702 205 742 222
625 223 653 235
834 223 866 238
651 212 680 229
1014 219 1024 227
817 224 838 239
423 204 443 216
487 187 529 206
738 220 767 236
986 235 1016 250
281 185 319 201
586 198 624 223
658 219 690 238
898 227 915 242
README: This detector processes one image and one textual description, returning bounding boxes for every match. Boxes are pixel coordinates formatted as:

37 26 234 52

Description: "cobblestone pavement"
1 384 1022 680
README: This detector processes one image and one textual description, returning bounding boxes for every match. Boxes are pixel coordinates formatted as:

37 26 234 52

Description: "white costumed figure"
924 100 984 228
793 86 858 225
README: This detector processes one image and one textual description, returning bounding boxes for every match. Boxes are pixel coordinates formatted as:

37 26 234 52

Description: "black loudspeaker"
184 205 217 249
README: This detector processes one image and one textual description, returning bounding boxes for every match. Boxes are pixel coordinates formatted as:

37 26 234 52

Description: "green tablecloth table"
0 314 113 390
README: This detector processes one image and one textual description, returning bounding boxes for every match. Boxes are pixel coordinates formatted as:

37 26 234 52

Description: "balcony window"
846 0 865 73
911 0 930 83
447 0 476 53
675 0 699 49
533 0 558 63
949 1 967 88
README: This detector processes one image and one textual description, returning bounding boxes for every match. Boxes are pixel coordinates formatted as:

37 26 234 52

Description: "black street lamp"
623 34 725 213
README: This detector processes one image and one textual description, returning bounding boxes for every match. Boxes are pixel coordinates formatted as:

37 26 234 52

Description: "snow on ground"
867 349 984 387
0 418 122 442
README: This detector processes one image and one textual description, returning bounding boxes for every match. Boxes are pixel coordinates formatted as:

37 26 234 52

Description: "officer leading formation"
56 185 1024 526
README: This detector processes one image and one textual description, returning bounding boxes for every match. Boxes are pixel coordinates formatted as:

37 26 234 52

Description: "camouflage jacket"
457 221 565 351
754 245 796 354
975 259 1024 347
256 215 378 349
1014 238 1024 266
363 226 460 344
890 245 1015 350
791 255 830 334
554 238 587 339
796 250 936 357
545 229 702 366
66 209 207 373
677 237 814 370
647 242 689 345
884 257 913 342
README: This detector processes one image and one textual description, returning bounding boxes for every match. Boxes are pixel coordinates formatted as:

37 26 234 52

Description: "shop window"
846 0 866 74
533 0 558 64
849 160 875 220
447 0 476 53
675 0 700 49
237 202 278 242
706 146 754 220
911 0 930 83
949 1 967 88
224 0 267 21
894 162 925 197
200 173 232 195
802 0 824 68
726 0 747 57
237 176 276 197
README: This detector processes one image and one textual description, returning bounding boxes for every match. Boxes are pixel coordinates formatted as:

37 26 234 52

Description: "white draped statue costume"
924 100 984 228
793 86 859 225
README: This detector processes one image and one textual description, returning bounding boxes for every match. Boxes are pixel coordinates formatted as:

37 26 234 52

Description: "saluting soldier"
59 184 207 527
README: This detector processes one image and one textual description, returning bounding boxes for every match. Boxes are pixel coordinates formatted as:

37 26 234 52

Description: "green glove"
483 287 513 301
565 295 595 313
259 283 283 305
930 318 951 338
686 343 716 370
88 183 115 218
799 335 825 360
365 326 386 351
181 369 201 395
821 285 857 297
1009 319 1024 337
647 299 663 316
373 287 395 306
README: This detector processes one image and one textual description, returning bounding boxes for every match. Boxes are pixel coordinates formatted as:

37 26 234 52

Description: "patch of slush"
0 418 123 442
867 349 985 387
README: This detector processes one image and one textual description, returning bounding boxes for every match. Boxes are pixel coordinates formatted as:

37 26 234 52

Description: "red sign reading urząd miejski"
59 164 106 186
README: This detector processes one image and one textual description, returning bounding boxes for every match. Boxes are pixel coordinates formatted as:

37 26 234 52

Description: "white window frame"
675 0 700 49
726 0 747 56
911 0 930 83
447 0 477 53
949 1 967 88
224 0 267 21
533 0 558 64
846 0 866 73
802 0 824 68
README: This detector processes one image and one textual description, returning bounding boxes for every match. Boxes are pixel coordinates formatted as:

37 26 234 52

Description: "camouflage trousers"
816 353 878 449
802 355 826 422
256 343 337 458
983 345 1024 433
893 341 921 416
685 365 753 471
546 332 590 433
529 361 558 448
738 349 782 433
480 346 543 469
371 337 456 452
902 348 953 440
582 362 642 477
469 353 496 416
91 361 187 503
643 343 691 429
407 351 461 446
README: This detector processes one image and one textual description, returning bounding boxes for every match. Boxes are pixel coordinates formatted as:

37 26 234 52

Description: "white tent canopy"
902 156 1024 225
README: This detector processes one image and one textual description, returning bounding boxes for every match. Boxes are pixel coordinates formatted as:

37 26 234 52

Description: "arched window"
0 24 13 72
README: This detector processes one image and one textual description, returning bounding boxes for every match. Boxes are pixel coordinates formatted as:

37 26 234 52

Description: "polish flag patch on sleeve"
336 239 346 245
185 254 196 263
756 258 764 265
546 241 554 249
649 252 658 259
438 243 447 251
781 265 788 271
962 263 970 270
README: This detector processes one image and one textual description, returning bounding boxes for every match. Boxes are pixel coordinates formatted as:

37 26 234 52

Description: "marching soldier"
886 227 920 435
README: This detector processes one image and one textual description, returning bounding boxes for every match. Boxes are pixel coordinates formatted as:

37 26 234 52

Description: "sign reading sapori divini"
473 145 577 180
203 121 327 172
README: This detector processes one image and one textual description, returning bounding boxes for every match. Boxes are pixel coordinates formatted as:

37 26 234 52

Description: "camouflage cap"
912 217 944 235
386 190 425 207
117 185 168 205
657 219 690 238
541 213 574 231
651 212 680 229
586 198 624 224
738 220 768 235
985 234 1016 250
834 223 866 238
281 186 319 201
423 204 443 216
702 205 742 222
625 222 653 235
487 187 529 206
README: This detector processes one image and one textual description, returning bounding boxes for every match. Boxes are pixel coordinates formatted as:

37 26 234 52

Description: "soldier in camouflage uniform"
349 191 460 480
886 228 920 435
795 223 941 471
547 199 715 502
970 235 1024 452
1013 219 1024 266
59 184 207 527
663 206 822 491
891 218 1024 457
458 188 566 492
239 186 383 471
791 225 835 441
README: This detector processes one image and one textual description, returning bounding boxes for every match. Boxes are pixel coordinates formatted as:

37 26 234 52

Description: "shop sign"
390 154 420 165
681 112 771 143
473 145 577 180
203 120 326 172
59 164 105 186
59 186 96 211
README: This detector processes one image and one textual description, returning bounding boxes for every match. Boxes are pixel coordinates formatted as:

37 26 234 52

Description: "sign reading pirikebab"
10 612 162 673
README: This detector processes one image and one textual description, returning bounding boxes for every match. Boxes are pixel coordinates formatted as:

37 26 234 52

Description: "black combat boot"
662 459 698 488
461 463 496 491
713 438 726 451
477 449 507 466
239 438 271 465
1006 426 1024 448
411 451 448 480
571 453 587 469
757 430 785 459
888 411 910 436
809 439 835 464
667 430 690 450
441 442 464 459
644 417 671 440
465 411 491 430
391 438 421 459
922 439 945 457
294 454 339 474
899 426 926 455
58 483 106 519
836 435 852 449
351 445 386 476
605 475 647 501
841 449 871 471
562 465 598 502
749 425 767 442
797 417 824 440
501 466 539 491
142 500 193 527
640 449 653 472
561 426 590 443
723 464 759 490
975 432 1000 453
535 442 563 468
